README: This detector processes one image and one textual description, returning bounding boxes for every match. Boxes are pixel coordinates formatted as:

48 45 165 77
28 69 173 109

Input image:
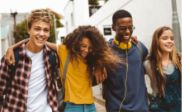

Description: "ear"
112 24 116 31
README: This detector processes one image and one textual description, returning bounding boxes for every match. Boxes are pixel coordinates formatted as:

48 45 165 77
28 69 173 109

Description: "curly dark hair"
63 25 121 80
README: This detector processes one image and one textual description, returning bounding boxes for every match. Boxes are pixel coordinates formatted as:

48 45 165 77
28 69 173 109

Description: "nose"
167 37 174 42
126 28 130 33
84 47 89 53
39 30 45 36
166 38 174 45
125 28 132 35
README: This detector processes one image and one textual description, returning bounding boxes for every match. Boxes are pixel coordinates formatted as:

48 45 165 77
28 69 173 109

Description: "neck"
26 41 42 53
113 38 132 50
161 52 171 66
162 52 170 61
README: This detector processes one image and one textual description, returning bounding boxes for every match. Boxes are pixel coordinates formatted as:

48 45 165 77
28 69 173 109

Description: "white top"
26 50 52 112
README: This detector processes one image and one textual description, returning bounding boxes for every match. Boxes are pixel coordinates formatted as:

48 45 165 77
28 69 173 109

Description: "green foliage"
89 0 99 5
14 9 63 43
14 19 29 43
105 0 108 3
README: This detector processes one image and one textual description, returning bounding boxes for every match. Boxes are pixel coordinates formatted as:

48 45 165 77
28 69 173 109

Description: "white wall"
64 1 74 33
73 0 89 26
1 38 9 58
87 0 173 49
64 0 89 34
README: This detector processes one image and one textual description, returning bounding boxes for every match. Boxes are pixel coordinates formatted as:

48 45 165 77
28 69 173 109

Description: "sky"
0 0 68 15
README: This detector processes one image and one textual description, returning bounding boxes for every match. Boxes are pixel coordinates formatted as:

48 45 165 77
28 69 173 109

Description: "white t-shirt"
26 49 52 112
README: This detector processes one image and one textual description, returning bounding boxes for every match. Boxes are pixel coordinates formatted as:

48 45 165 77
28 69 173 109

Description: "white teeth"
37 37 44 41
165 45 173 48
123 36 129 38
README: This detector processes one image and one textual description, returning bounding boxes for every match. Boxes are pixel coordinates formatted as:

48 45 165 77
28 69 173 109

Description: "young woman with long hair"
144 26 181 112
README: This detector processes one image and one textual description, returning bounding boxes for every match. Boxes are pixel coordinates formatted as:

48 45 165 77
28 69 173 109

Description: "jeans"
64 102 96 112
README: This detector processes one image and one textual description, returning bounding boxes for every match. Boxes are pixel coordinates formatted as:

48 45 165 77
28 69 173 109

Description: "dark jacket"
103 40 148 112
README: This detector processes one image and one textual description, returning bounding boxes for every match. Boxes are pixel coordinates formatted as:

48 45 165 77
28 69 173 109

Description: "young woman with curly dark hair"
49 25 121 112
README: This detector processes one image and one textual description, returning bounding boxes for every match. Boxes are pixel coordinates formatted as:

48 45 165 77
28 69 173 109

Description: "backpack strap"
48 51 57 78
62 53 70 88
5 48 20 95
49 51 70 91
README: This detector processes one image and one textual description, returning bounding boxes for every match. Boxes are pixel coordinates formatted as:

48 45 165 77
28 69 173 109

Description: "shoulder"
57 44 68 52
44 45 58 62
133 41 148 60
144 60 153 77
137 41 147 50
45 45 56 54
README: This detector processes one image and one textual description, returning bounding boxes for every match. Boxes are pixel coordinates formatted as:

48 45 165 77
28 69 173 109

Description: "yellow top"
113 38 132 50
57 44 94 104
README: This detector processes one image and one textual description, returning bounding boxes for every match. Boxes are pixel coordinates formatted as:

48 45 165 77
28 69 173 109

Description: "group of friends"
0 8 181 112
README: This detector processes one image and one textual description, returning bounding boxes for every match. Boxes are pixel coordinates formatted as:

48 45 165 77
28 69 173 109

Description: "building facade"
0 13 27 58
64 0 181 48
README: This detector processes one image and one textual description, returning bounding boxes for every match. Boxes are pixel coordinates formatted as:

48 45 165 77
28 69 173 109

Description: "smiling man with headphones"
103 9 149 112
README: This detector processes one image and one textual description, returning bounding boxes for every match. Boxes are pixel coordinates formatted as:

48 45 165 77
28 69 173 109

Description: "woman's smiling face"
79 37 93 58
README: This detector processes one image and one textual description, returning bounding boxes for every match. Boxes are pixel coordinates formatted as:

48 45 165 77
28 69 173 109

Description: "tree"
14 9 63 43
89 0 99 5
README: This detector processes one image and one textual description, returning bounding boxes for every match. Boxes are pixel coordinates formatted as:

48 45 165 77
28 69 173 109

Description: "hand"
94 67 107 84
5 47 15 65
131 36 138 44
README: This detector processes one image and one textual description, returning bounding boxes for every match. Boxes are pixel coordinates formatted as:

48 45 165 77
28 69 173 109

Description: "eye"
170 36 174 40
34 27 41 31
117 25 135 31
160 36 168 40
118 26 127 30
43 28 49 33
80 44 86 48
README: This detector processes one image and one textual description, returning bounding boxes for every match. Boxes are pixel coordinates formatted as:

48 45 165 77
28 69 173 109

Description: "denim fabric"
64 102 96 112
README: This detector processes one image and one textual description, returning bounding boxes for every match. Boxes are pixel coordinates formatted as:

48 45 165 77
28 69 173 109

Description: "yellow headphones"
113 38 132 50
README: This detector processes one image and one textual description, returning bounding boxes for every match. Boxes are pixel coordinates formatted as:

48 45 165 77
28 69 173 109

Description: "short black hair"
112 9 132 25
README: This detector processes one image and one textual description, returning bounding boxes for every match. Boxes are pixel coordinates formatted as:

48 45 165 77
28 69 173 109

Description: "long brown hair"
63 25 122 80
149 26 181 97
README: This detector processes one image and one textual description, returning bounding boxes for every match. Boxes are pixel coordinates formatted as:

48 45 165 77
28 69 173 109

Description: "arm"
144 60 153 95
46 42 57 52
5 39 29 65
93 67 107 85
0 56 11 109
